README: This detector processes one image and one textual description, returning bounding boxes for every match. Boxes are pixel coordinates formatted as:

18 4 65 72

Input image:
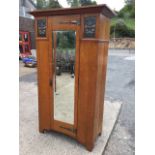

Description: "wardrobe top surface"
29 4 115 18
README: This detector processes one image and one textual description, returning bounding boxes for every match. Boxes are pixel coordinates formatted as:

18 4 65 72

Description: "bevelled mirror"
52 30 76 125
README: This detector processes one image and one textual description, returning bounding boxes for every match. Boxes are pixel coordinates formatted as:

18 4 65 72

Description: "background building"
19 0 36 50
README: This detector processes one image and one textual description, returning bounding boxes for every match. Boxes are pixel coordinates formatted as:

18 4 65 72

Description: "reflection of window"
19 34 22 41
24 34 28 42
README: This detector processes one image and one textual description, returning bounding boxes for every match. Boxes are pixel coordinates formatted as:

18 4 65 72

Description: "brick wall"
19 16 35 49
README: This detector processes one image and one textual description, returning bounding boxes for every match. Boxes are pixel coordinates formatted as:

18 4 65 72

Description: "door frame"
48 24 80 138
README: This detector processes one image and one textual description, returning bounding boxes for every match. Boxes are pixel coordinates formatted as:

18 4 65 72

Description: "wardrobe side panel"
93 15 110 140
93 42 109 140
36 39 51 132
77 40 98 149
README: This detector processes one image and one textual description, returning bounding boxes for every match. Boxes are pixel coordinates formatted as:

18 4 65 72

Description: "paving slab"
20 72 122 155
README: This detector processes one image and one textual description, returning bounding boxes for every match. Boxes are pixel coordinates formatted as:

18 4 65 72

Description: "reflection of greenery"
56 31 75 49
56 50 75 60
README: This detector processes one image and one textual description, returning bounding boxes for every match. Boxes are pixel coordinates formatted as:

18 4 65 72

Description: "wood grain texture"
99 14 110 40
36 39 51 132
77 40 98 146
93 43 109 140
93 14 110 140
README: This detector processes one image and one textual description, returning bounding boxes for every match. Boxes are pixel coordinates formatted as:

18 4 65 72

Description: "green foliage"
80 0 97 6
36 0 46 9
110 0 135 38
117 3 135 18
111 18 135 30
125 0 135 5
36 0 61 9
48 0 62 8
67 0 79 7
67 0 97 7
110 19 135 38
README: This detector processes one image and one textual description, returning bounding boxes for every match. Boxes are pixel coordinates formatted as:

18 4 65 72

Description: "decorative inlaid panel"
84 16 96 38
37 18 46 37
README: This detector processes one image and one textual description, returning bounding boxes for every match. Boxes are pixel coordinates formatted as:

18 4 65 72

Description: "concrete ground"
19 49 135 155
104 49 135 155
19 61 122 155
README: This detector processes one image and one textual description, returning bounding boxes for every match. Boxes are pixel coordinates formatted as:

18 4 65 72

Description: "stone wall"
109 38 135 49
19 16 35 49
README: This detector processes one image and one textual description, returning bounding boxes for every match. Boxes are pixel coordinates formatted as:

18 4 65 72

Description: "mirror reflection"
52 30 76 124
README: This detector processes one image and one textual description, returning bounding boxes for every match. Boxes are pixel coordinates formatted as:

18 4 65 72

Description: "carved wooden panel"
83 16 96 38
37 18 46 37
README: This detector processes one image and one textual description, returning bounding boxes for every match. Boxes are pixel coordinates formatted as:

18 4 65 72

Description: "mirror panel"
52 30 76 124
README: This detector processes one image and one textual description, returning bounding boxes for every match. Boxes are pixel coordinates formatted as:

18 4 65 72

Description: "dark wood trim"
29 4 115 18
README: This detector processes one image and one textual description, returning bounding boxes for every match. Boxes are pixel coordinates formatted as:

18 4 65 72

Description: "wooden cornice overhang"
29 4 116 18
